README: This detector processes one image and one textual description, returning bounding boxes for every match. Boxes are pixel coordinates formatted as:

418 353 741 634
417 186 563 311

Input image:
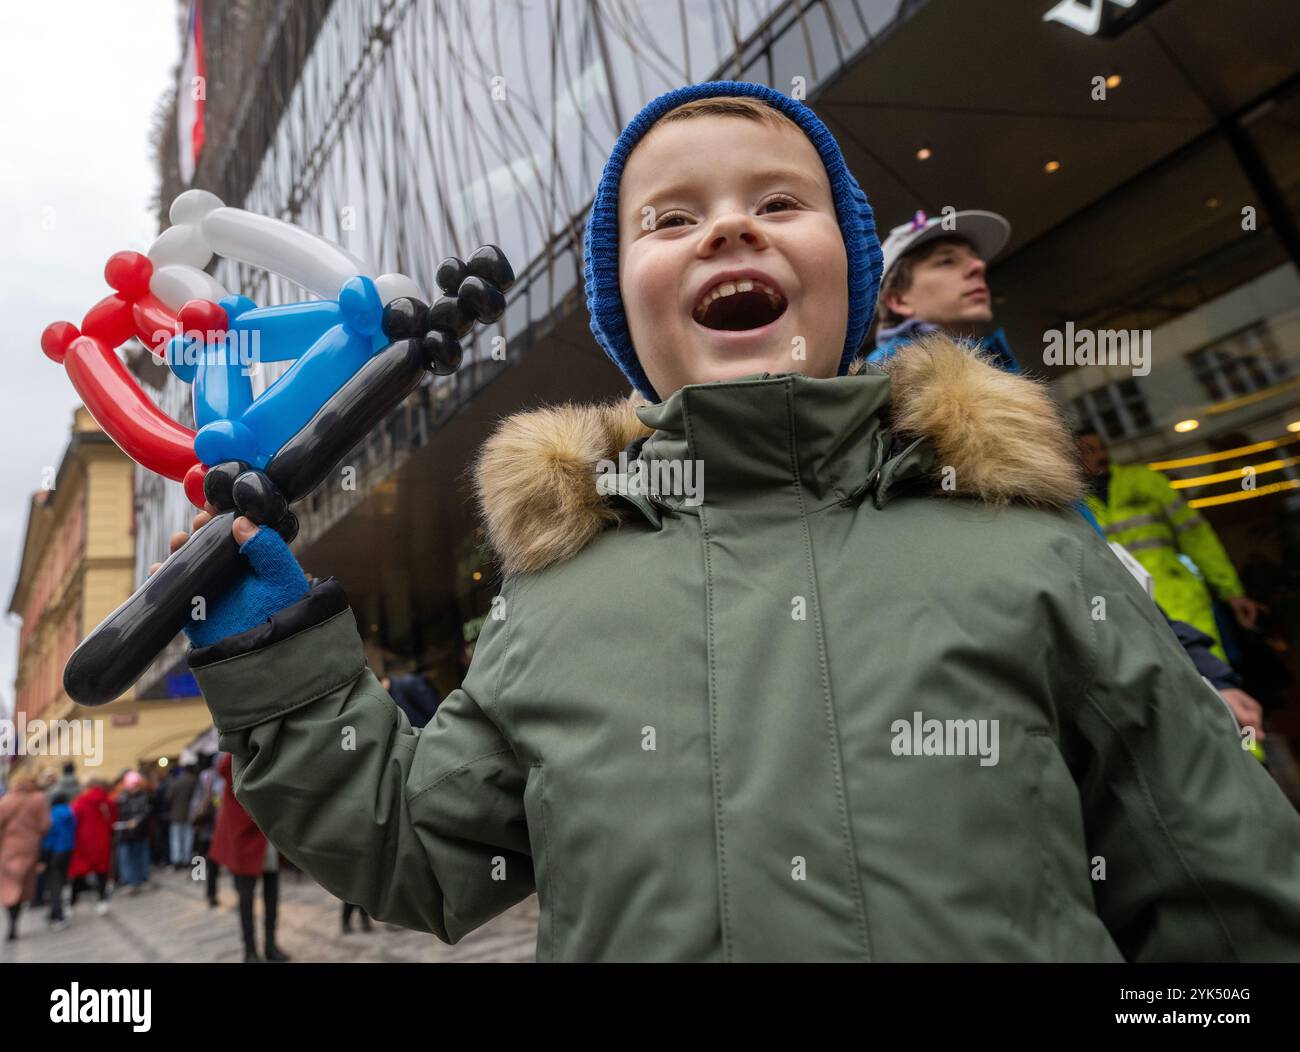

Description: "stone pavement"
0 864 538 963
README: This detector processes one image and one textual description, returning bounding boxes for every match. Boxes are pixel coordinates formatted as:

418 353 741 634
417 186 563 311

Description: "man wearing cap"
863 209 1015 371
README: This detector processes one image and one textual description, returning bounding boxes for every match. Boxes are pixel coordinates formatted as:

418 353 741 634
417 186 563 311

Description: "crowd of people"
0 753 294 959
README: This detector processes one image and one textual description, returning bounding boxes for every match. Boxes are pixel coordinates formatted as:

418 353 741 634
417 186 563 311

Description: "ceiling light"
1174 419 1200 433
1105 73 1122 89
1287 420 1300 433
916 146 932 161
1204 196 1220 208
1044 160 1061 174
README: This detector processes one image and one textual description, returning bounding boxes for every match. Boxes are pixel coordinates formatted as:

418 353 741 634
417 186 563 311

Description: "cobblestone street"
0 865 538 964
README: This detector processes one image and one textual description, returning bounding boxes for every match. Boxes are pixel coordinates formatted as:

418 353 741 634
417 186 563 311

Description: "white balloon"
170 189 225 226
374 272 425 304
200 207 370 300
148 223 214 270
150 264 230 313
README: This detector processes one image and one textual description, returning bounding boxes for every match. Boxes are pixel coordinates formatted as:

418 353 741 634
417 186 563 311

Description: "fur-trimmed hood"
474 334 1083 575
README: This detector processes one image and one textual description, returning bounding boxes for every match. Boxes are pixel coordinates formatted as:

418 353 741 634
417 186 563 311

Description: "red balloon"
80 294 135 346
183 463 209 509
44 250 204 505
62 333 197 482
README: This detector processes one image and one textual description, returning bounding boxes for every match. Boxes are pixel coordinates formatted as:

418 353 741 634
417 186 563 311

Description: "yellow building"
6 407 211 783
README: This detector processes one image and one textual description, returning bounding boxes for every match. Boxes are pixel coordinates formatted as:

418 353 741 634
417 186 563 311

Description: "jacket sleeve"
1165 615 1242 691
1065 530 1300 961
1145 466 1245 599
187 577 534 944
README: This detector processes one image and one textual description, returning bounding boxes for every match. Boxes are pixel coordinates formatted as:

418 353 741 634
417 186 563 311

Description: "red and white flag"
177 1 206 184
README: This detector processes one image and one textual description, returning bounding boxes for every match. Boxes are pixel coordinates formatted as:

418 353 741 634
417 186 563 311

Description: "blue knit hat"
583 80 883 403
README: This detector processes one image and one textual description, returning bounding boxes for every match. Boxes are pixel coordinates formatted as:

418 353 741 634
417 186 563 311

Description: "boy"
172 82 1300 962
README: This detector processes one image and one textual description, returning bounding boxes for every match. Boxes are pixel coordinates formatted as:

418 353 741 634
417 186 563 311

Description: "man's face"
884 239 992 329
617 116 848 398
1076 433 1111 476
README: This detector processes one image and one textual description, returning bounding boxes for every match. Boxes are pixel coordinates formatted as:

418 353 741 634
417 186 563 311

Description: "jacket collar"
632 369 896 512
474 333 1083 575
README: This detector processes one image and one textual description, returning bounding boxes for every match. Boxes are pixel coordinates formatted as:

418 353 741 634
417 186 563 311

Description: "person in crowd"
148 770 171 867
341 900 373 934
865 207 1019 370
47 762 81 805
1076 428 1265 662
42 791 77 929
166 762 199 871
210 752 289 962
380 670 442 728
69 780 115 914
162 83 1300 961
31 769 59 908
114 771 153 893
0 776 50 941
190 753 222 907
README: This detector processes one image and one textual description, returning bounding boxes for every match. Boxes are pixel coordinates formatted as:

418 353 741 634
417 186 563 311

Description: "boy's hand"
147 502 315 647
149 503 260 575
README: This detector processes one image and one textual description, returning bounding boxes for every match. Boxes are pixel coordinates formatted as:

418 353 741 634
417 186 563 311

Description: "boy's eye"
653 195 801 230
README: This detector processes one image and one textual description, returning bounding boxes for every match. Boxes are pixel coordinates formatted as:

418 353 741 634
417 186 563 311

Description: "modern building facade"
142 0 1299 703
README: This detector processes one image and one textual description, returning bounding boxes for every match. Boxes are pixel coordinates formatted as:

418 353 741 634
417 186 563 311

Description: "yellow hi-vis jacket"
1085 463 1244 661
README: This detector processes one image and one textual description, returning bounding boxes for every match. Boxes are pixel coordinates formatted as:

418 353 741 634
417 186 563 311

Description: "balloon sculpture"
43 190 514 707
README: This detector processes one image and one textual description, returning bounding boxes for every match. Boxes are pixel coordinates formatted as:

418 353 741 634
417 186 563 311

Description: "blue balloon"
174 276 388 469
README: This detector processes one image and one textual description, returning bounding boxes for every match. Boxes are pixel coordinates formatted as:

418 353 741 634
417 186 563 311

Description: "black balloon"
266 337 430 503
427 294 472 338
64 243 516 706
62 512 244 707
435 256 467 296
203 460 248 511
381 297 429 341
232 469 288 526
465 244 515 291
457 275 506 324
421 330 462 375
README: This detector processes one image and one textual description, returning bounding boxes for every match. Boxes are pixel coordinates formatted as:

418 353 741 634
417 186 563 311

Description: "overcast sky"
0 3 180 718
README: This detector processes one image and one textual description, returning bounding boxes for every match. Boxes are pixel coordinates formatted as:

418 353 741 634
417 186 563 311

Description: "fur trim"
476 335 1082 574
473 392 653 576
875 334 1083 507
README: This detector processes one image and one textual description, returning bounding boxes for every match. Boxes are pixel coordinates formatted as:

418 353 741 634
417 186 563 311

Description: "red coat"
69 785 116 879
210 753 277 877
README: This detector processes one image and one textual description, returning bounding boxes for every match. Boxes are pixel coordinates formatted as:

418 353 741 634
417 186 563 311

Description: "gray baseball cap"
880 209 1011 279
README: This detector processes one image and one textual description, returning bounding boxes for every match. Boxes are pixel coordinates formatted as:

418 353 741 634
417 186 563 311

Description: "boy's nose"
700 212 765 254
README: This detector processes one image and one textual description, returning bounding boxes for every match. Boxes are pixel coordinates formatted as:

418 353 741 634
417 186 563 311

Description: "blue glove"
184 526 311 647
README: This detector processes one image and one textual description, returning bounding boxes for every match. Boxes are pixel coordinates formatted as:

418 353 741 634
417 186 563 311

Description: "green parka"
188 335 1300 962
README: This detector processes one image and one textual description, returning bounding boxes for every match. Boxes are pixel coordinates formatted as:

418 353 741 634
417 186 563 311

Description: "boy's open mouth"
692 278 788 331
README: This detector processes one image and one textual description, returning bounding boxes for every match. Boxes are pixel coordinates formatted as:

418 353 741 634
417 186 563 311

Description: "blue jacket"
866 318 1021 373
42 803 76 854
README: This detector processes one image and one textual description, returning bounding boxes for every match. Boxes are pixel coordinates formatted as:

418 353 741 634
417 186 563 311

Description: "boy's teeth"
694 278 782 317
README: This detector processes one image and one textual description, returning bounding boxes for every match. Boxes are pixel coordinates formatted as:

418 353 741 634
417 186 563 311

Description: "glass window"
1186 321 1291 402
